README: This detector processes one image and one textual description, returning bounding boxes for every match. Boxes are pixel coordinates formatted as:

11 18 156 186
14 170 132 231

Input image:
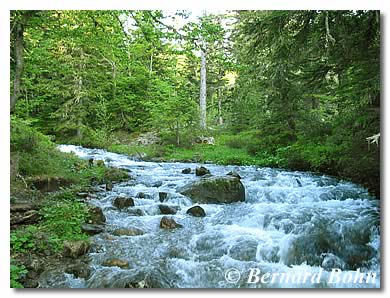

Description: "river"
41 145 380 288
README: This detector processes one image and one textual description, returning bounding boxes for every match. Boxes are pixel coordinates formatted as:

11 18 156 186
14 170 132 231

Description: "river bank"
35 145 379 288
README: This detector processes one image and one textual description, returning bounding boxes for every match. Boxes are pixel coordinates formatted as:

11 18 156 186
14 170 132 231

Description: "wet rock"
226 171 241 179
88 206 106 224
127 208 145 216
195 166 210 176
321 253 346 271
178 175 245 204
102 258 130 269
63 240 90 258
113 227 145 236
159 192 168 202
186 206 206 217
106 182 113 191
81 223 104 235
296 178 302 187
113 196 134 209
158 204 177 215
160 216 183 229
65 261 91 279
182 168 191 174
137 192 147 199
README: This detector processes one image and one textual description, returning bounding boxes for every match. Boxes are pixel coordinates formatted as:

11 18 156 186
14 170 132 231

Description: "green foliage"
10 10 380 196
10 226 38 253
10 263 28 288
40 200 89 251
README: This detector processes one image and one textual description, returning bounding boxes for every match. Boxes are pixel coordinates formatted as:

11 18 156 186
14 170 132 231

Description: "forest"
10 10 380 288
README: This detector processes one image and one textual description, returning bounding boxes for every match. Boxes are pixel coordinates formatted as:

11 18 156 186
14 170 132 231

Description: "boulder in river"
113 196 134 209
113 227 145 236
63 240 90 258
88 206 106 224
127 208 145 216
106 182 113 191
102 258 130 269
182 168 192 174
178 175 245 204
186 206 206 217
158 204 177 215
226 171 242 179
159 192 168 202
64 261 91 279
81 223 104 235
195 166 210 176
137 192 147 199
160 216 183 229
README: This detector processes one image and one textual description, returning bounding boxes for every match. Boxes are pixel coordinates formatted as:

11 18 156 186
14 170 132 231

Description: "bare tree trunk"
218 88 223 125
76 76 83 138
199 48 207 130
112 61 116 99
176 119 180 146
10 11 36 111
75 49 85 138
10 22 25 110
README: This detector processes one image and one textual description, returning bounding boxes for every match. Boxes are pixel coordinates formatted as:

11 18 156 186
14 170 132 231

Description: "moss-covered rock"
178 175 245 204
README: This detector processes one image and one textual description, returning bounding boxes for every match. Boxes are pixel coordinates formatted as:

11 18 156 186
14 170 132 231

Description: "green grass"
10 117 130 287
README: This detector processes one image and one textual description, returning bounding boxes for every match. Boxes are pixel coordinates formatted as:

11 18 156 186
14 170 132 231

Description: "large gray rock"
178 175 245 204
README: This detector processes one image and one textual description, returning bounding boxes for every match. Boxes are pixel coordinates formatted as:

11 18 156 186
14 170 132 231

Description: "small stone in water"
112 227 145 236
160 216 183 229
113 196 134 209
186 206 206 217
158 204 177 215
182 168 191 174
159 192 168 202
102 258 130 269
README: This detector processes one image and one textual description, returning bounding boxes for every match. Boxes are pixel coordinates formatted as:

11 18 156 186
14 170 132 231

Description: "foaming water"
43 145 380 288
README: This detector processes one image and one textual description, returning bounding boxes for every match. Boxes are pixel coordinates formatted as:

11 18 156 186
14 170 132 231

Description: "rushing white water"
46 145 380 288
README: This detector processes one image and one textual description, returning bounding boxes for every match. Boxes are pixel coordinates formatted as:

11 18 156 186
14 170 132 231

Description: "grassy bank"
98 130 379 197
10 118 128 288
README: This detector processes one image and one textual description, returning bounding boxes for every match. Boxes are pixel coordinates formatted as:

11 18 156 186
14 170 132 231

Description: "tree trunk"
199 48 207 130
176 119 180 146
218 88 223 125
10 22 25 111
75 49 85 138
10 11 36 111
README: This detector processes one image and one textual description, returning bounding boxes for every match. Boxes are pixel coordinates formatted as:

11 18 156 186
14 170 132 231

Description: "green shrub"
40 200 89 251
10 263 27 288
10 226 38 253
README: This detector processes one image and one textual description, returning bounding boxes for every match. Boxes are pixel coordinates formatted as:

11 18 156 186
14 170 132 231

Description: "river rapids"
40 145 380 288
